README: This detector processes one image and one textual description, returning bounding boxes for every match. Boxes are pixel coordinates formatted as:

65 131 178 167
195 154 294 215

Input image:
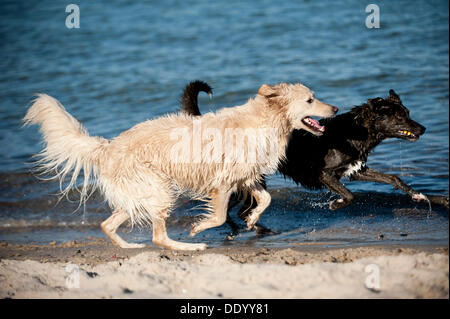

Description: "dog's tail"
180 80 212 116
23 94 108 205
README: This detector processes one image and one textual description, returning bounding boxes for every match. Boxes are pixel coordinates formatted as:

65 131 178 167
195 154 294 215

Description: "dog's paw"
245 213 259 230
171 242 208 251
329 198 345 210
254 224 277 236
444 197 449 209
412 193 427 202
189 225 199 238
191 243 208 251
189 218 207 237
443 197 449 208
119 243 146 249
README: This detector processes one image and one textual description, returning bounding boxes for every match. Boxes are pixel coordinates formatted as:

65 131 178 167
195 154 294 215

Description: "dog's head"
367 90 426 141
258 83 338 136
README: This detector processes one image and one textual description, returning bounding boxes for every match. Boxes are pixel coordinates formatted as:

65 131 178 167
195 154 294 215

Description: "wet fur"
180 83 449 237
23 82 336 250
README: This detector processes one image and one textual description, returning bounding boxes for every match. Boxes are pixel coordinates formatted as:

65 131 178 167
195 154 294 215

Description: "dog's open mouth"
302 117 325 134
398 130 418 140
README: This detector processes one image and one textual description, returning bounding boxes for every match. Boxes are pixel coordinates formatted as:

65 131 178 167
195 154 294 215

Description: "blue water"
0 0 448 247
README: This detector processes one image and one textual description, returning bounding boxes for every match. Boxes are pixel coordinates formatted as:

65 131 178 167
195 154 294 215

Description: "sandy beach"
0 238 448 299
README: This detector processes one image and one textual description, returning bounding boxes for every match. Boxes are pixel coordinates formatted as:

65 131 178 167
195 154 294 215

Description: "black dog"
281 92 426 209
180 81 449 236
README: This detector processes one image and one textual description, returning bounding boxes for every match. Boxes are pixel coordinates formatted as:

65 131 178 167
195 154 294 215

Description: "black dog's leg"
320 172 355 210
227 193 275 240
351 168 449 209
237 196 275 236
225 192 244 238
225 195 253 240
351 167 415 194
226 187 276 240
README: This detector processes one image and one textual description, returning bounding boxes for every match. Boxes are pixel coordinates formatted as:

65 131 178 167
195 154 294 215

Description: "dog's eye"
307 98 314 104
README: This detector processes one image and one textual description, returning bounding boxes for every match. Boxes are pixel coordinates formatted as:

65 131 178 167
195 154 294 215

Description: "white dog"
24 83 337 250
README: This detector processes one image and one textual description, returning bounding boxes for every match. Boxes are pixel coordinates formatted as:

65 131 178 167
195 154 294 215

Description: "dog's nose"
419 124 426 135
332 106 339 114
412 121 426 135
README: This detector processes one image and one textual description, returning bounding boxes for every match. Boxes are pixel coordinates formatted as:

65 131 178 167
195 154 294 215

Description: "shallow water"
0 0 448 246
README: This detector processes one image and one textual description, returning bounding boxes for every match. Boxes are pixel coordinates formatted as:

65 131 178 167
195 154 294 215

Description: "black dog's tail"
180 80 212 116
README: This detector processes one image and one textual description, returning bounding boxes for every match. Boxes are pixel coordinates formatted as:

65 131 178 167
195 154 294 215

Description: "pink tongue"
309 118 325 131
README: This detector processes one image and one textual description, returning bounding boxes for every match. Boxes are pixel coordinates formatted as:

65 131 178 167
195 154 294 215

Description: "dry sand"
0 238 448 299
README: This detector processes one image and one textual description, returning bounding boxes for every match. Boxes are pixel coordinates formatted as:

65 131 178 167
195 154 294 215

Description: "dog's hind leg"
152 215 207 251
190 188 233 237
101 210 145 249
320 172 354 210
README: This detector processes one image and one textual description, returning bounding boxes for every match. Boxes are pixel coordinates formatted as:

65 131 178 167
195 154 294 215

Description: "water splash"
399 140 404 176
425 196 432 217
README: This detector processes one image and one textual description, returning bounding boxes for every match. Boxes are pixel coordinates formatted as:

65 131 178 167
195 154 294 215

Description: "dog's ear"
258 84 278 98
388 89 402 104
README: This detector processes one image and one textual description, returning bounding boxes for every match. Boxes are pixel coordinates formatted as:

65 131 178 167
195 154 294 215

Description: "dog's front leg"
244 185 271 230
350 168 449 209
320 172 354 210
350 167 415 194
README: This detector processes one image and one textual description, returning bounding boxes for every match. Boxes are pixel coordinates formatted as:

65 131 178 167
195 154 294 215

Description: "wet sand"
0 237 448 298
